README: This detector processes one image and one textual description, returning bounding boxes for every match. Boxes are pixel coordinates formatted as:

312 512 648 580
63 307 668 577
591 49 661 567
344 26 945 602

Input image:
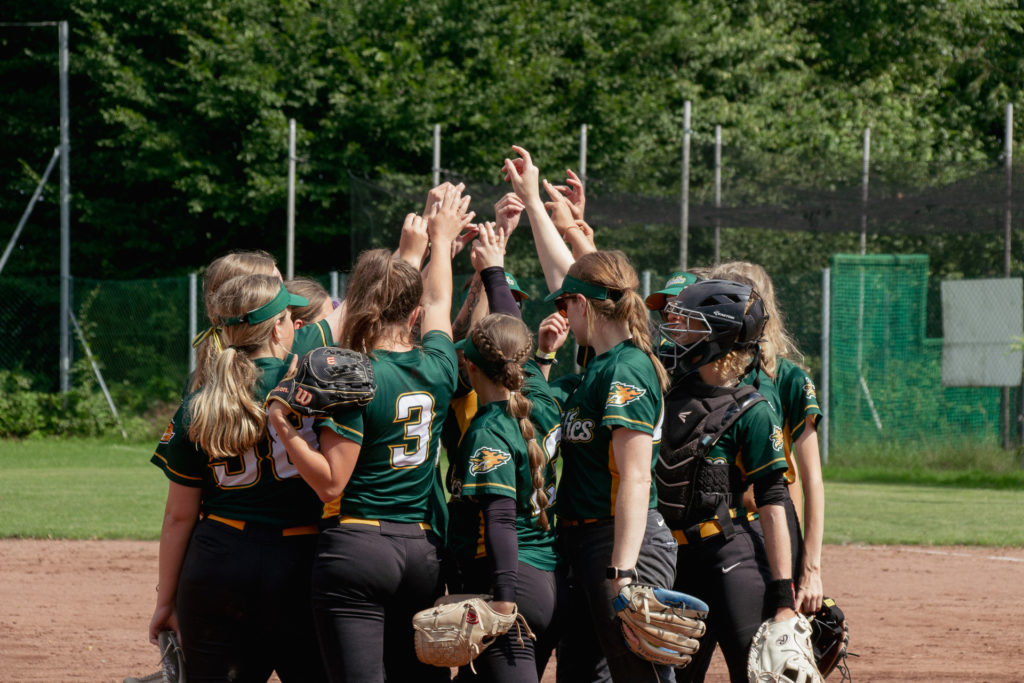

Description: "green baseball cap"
504 272 529 301
220 282 308 326
645 271 700 311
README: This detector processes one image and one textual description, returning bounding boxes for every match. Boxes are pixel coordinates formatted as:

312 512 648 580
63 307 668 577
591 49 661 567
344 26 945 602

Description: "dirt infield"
1 540 1022 682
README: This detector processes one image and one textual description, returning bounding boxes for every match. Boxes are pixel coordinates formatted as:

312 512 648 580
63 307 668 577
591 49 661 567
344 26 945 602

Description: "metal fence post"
821 267 831 464
188 272 198 373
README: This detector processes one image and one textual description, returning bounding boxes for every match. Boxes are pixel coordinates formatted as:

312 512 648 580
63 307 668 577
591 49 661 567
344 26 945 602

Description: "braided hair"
467 313 550 531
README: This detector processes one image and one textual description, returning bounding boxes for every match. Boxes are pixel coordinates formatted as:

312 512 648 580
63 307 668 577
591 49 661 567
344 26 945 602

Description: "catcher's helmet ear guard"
659 279 761 374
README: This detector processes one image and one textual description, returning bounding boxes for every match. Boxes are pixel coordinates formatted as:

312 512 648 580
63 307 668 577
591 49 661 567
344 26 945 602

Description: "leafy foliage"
2 0 1022 281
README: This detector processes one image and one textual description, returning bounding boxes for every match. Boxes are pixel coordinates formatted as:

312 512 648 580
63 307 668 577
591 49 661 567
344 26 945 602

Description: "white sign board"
942 278 1023 387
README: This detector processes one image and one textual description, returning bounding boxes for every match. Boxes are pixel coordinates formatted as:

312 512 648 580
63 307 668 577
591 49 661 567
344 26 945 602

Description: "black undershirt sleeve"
752 469 789 508
478 494 519 602
480 266 521 320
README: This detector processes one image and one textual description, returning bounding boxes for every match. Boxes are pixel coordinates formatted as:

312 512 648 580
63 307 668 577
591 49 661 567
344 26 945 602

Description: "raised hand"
494 192 525 239
423 181 458 218
470 222 507 273
502 146 541 206
397 212 430 269
451 224 480 260
537 312 570 355
565 218 597 256
427 183 469 247
562 168 586 220
542 179 577 237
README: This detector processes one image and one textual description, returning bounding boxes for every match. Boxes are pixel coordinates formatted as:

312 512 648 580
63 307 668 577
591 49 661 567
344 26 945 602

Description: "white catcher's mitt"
747 613 824 683
412 594 535 673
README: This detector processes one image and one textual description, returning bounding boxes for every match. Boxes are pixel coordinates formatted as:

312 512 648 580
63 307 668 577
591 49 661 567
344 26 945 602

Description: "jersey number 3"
389 392 435 469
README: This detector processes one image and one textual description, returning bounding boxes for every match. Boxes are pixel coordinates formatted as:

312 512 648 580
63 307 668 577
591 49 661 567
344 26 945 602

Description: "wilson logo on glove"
294 387 313 406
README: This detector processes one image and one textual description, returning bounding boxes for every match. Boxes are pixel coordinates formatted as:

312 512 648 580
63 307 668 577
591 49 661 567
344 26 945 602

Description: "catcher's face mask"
660 298 712 358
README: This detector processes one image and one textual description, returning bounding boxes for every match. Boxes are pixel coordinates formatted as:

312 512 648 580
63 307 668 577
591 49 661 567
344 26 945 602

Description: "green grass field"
1 437 1023 545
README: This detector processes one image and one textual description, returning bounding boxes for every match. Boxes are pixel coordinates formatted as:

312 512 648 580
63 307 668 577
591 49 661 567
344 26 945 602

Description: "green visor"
645 271 700 311
220 282 308 326
454 335 506 377
543 274 622 303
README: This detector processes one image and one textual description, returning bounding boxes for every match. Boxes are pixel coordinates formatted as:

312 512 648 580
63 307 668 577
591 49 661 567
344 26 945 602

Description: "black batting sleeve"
480 266 521 321
752 469 789 508
478 494 519 602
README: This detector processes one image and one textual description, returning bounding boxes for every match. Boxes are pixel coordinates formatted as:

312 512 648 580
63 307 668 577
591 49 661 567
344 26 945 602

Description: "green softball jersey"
557 340 664 521
319 330 457 523
152 355 323 528
774 358 822 444
448 400 558 572
292 318 333 357
705 398 787 495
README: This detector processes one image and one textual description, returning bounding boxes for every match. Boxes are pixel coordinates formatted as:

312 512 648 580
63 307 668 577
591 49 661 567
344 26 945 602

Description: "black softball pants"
673 517 772 683
175 517 326 683
311 521 451 683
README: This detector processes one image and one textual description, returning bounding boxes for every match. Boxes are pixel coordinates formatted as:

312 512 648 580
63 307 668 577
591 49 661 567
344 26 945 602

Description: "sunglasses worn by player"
554 295 574 317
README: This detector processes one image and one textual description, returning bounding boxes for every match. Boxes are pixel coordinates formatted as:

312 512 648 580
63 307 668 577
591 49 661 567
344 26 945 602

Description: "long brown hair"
190 250 278 392
285 276 330 327
468 314 550 531
342 249 423 354
568 250 670 391
709 260 803 376
188 274 283 459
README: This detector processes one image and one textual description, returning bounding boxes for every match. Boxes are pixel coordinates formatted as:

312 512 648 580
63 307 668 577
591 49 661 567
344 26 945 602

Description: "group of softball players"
146 146 826 683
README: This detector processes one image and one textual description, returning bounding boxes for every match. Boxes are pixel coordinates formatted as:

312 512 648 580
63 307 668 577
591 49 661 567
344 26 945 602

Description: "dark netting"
0 276 61 391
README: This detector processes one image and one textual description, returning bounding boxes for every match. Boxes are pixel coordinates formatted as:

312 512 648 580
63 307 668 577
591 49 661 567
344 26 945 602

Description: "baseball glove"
747 613 823 683
267 346 375 417
809 598 850 680
123 629 186 683
613 584 709 668
412 594 535 674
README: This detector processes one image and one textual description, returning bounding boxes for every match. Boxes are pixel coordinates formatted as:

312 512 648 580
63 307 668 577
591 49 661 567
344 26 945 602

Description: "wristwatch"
605 566 638 581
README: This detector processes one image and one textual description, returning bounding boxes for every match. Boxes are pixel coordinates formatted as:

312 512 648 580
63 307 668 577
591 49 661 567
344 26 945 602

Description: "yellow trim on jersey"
604 415 655 431
151 452 203 481
338 515 432 530
745 455 789 479
608 443 620 518
461 481 517 494
451 391 479 439
319 418 363 440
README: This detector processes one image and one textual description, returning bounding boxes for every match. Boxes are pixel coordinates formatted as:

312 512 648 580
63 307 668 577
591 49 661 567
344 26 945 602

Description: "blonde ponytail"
188 274 282 459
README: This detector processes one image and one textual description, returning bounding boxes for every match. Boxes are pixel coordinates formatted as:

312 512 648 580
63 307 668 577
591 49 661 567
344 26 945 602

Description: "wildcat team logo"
160 420 174 444
606 381 646 407
803 378 818 401
469 447 512 474
770 425 784 451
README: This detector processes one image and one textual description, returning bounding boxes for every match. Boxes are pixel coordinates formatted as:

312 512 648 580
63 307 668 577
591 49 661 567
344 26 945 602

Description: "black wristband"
768 578 796 611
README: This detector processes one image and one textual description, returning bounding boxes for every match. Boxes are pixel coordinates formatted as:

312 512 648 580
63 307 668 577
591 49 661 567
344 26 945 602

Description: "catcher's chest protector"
656 377 765 534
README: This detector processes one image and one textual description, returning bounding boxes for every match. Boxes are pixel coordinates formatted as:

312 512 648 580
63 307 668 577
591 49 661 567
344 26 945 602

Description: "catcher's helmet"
810 598 850 679
659 279 767 374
